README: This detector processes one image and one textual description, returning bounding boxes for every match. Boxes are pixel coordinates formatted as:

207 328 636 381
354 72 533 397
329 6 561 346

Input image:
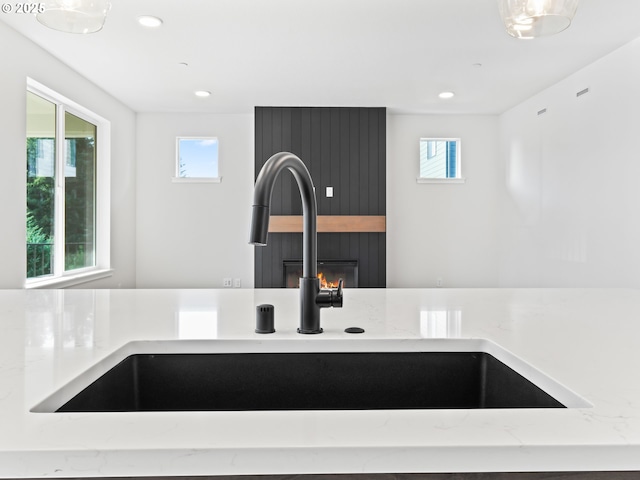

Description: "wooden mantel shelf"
269 215 386 233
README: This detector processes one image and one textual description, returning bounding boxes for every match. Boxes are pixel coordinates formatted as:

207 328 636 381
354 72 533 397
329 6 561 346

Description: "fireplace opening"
283 260 358 289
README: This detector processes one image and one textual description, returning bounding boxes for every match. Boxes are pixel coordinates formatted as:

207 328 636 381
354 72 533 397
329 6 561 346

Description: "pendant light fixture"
37 0 111 34
498 0 579 39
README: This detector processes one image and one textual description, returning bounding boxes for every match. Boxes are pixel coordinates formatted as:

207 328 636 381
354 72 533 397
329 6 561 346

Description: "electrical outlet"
436 277 443 288
234 278 241 288
223 278 232 288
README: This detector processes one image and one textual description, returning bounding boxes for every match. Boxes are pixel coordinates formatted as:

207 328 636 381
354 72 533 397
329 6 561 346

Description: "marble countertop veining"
1 288 640 477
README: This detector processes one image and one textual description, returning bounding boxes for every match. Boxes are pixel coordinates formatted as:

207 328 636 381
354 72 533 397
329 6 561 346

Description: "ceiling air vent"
576 87 589 98
537 108 547 116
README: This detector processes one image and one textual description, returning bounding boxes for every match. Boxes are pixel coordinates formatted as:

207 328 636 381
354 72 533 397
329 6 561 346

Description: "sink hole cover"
345 327 365 334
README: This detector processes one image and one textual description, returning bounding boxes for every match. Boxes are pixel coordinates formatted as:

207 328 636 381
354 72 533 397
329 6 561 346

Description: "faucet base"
297 327 324 334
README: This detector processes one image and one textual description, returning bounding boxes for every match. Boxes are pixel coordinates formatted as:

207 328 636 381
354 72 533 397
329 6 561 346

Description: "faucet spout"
249 152 317 278
250 152 342 334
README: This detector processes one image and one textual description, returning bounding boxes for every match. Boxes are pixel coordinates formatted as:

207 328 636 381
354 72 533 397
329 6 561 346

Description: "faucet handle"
316 278 344 308
332 278 344 308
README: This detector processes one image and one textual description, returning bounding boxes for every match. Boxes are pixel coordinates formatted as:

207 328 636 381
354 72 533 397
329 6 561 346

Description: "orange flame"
317 272 339 289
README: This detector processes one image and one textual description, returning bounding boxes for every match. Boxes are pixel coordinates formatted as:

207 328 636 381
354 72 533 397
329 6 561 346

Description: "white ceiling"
3 0 640 114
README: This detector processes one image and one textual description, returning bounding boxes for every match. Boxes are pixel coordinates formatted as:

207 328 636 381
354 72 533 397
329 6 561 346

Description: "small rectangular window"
417 138 464 184
174 137 221 183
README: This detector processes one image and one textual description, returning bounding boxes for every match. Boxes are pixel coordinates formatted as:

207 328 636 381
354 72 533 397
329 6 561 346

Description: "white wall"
135 113 254 288
6 18 639 290
387 114 501 287
135 112 502 290
498 37 640 287
131 37 640 291
0 21 137 289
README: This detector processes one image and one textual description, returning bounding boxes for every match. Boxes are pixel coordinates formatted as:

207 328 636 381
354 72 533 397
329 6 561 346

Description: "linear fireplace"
283 260 358 289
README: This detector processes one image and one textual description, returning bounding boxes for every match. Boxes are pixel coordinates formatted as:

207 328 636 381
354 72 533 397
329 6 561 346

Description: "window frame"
26 78 112 289
172 136 222 183
417 137 465 184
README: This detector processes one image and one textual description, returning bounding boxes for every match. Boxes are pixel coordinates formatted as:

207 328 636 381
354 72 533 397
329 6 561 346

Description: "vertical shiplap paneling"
268 108 280 287
379 232 386 285
318 233 340 260
259 107 272 162
271 238 281 288
369 233 379 287
310 109 322 215
339 108 351 216
348 232 360 276
290 232 303 264
369 109 380 215
281 107 293 216
255 107 263 179
360 233 370 285
359 108 370 215
379 111 387 215
349 109 360 215
279 233 291 287
281 107 292 153
271 108 283 215
290 108 302 216
255 246 264 288
340 230 351 266
254 108 265 287
297 108 311 216
253 108 262 287
254 107 386 288
320 108 331 215
330 108 341 216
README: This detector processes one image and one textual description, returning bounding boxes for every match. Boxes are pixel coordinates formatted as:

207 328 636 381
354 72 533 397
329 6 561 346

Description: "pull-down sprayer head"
249 205 270 246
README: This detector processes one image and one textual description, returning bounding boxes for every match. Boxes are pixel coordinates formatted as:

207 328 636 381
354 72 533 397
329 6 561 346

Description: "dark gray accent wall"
254 107 386 288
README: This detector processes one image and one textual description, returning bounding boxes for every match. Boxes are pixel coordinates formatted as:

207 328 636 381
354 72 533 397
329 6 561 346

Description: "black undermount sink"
55 351 565 412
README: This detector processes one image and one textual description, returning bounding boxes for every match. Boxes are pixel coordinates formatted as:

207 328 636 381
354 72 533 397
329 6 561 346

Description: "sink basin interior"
49 349 567 412
32 339 589 413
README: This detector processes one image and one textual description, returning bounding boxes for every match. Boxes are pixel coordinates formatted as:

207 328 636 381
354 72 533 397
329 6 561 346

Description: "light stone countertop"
1 288 639 477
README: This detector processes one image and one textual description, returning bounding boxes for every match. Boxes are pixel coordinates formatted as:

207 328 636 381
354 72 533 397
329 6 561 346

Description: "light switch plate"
326 186 334 198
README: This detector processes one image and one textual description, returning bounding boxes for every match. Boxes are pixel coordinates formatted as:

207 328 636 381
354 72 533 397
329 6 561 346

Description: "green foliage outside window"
26 136 96 278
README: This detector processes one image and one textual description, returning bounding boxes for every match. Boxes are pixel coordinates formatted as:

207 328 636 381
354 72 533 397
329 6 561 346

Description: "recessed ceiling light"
194 90 211 98
438 91 455 99
137 15 163 28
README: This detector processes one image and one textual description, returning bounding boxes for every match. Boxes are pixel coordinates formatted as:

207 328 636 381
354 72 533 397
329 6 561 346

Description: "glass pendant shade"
498 0 579 39
37 0 111 34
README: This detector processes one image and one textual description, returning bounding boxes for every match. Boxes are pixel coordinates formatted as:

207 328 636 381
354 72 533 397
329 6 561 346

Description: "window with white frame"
174 137 221 183
26 79 111 287
417 138 464 183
